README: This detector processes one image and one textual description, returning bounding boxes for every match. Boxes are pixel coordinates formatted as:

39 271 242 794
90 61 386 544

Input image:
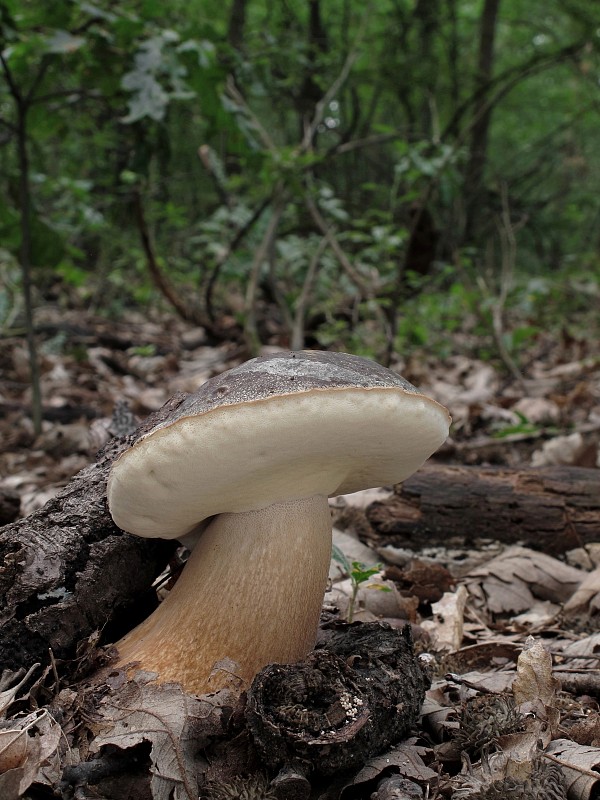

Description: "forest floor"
1 303 600 799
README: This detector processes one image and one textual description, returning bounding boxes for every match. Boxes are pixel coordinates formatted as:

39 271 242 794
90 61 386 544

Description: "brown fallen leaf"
450 750 567 799
0 665 40 718
563 565 600 615
554 632 600 670
89 675 237 800
421 585 468 651
464 545 582 617
546 739 600 800
342 740 437 797
0 709 62 800
512 638 561 747
513 638 561 708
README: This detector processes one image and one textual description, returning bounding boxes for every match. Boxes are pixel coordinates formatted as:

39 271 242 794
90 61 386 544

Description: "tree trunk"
365 465 600 556
227 0 248 50
463 0 501 241
0 396 185 676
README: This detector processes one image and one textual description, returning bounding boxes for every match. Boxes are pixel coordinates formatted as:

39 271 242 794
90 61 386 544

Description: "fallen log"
365 464 600 555
0 396 185 676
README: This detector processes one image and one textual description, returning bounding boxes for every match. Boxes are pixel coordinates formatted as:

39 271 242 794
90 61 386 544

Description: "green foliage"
492 411 541 439
1 0 599 361
331 547 391 623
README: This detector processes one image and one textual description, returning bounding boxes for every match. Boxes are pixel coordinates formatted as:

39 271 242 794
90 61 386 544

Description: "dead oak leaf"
342 739 437 796
463 545 581 617
90 676 236 800
513 638 560 745
546 739 600 800
0 709 62 800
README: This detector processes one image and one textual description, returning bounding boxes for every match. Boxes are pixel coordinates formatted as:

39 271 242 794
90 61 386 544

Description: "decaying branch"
365 464 600 555
0 396 185 675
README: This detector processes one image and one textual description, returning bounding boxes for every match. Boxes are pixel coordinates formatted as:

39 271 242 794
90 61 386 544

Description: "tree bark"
227 0 248 51
246 623 427 777
463 0 501 241
365 465 600 555
0 396 185 676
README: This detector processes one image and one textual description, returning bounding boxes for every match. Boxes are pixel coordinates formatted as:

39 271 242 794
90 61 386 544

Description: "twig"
291 235 328 350
299 48 359 153
298 6 371 154
197 144 232 209
225 76 277 153
489 181 527 386
204 197 270 324
244 191 285 354
304 191 371 297
304 184 391 344
543 751 600 781
133 190 200 325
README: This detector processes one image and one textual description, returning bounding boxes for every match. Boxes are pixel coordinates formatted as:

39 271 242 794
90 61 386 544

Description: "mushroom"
107 351 450 694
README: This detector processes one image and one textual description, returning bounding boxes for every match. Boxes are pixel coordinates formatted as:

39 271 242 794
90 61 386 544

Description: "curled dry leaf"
554 632 600 670
464 545 582 617
512 638 560 747
342 741 437 797
0 709 62 800
563 565 600 615
90 677 237 800
513 638 560 708
0 665 40 718
546 739 600 800
421 585 468 652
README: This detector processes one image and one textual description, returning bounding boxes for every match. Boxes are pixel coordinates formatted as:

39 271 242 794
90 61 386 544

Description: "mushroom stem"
114 495 333 694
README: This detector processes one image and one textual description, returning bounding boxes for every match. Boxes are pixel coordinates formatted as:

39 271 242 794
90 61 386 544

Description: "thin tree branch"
304 182 391 345
244 191 286 354
132 190 201 326
0 51 22 103
304 192 370 296
225 75 277 153
443 40 586 140
299 48 359 153
489 181 526 386
24 55 51 107
291 234 328 350
204 197 271 323
30 88 102 106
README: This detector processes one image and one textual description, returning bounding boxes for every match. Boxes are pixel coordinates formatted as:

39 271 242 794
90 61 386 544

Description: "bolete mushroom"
107 351 450 694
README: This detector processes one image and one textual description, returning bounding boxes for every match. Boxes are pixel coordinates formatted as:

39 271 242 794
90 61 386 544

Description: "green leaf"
331 543 352 576
350 561 383 586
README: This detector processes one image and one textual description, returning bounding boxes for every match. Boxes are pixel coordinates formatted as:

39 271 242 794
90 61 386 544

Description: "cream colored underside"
107 387 449 538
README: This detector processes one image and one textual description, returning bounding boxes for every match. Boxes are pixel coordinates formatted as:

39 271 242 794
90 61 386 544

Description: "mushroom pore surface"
107 350 450 539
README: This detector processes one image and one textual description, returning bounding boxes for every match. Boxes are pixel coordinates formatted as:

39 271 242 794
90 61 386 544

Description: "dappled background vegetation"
1 0 600 433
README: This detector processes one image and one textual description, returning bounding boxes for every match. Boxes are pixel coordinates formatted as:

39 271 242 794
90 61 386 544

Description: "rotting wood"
246 622 427 778
0 396 185 676
365 464 600 555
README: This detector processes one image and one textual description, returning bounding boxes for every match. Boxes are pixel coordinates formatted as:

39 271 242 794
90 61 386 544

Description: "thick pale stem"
114 495 332 694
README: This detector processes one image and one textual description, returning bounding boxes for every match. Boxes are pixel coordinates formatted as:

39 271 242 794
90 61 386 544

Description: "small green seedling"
331 545 391 623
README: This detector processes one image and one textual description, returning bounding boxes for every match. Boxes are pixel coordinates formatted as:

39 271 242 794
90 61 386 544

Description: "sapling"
332 545 391 623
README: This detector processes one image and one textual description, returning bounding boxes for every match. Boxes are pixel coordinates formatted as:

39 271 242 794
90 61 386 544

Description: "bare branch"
299 48 359 153
204 197 270 323
225 75 277 153
299 5 372 153
291 234 328 351
304 184 391 343
244 190 286 353
132 190 201 326
0 51 21 103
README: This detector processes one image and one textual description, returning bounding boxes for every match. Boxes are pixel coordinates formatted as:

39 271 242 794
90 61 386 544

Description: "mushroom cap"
107 351 450 539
